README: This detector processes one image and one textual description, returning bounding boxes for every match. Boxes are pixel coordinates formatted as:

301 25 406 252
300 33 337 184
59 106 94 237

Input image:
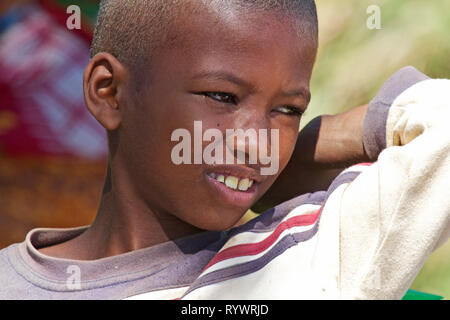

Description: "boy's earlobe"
83 53 127 131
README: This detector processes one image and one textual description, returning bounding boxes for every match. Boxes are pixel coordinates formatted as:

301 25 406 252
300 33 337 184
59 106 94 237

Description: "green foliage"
410 240 450 299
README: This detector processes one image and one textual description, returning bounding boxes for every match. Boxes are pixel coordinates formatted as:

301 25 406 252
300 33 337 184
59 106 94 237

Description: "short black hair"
91 0 318 74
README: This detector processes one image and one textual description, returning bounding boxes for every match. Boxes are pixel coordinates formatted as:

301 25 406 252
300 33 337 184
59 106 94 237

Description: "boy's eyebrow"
191 70 310 102
191 71 255 89
281 88 311 103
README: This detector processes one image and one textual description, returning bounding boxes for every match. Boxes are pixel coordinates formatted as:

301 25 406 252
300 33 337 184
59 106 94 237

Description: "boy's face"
119 6 316 231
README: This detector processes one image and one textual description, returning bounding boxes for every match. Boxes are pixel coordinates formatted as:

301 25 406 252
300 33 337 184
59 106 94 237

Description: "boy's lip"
204 165 262 208
205 173 258 208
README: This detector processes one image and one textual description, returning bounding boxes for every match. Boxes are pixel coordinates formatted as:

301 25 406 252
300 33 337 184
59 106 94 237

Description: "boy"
0 0 448 299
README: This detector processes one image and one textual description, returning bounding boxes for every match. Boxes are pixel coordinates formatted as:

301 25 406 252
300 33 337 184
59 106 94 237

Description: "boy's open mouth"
204 166 261 208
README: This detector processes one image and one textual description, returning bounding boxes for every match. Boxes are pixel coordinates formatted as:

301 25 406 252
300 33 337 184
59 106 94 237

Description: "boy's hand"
252 104 369 212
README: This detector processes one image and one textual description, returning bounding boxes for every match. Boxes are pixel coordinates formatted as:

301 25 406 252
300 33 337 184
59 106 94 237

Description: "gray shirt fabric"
0 226 227 299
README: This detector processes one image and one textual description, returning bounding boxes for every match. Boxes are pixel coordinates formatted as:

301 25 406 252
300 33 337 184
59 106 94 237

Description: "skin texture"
38 3 366 260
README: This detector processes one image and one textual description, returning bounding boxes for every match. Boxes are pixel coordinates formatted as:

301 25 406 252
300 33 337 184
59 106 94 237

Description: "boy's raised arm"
336 66 449 298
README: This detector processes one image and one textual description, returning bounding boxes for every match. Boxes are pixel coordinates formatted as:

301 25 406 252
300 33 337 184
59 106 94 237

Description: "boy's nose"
232 130 259 164
224 127 272 167
224 106 273 166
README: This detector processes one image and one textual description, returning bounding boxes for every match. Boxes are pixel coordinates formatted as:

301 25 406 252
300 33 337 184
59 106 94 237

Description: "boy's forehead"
138 1 317 92
164 3 315 67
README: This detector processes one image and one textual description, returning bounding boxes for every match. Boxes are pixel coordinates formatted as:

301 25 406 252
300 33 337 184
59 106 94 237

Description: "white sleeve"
339 77 450 299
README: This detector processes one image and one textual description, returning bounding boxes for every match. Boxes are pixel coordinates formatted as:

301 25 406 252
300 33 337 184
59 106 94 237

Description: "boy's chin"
186 210 247 232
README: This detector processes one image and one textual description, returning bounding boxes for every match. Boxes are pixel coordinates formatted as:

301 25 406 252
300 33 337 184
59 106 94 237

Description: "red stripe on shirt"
203 208 322 271
350 162 373 167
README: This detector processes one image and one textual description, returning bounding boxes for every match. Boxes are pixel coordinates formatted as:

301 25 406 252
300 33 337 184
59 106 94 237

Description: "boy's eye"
276 105 304 117
203 92 238 105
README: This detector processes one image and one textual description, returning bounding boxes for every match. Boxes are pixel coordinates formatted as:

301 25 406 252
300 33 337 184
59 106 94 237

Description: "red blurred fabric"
0 2 106 159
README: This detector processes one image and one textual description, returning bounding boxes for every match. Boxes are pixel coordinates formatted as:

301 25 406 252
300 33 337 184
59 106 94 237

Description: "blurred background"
0 0 448 297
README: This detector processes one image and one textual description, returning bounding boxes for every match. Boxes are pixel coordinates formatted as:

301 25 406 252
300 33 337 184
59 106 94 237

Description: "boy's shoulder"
0 244 13 274
0 243 19 273
0 242 33 299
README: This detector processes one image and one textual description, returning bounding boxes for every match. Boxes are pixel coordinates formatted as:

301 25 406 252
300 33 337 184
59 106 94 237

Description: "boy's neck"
38 165 203 261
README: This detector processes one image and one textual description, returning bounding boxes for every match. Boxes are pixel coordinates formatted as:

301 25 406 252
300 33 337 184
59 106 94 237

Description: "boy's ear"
83 52 128 131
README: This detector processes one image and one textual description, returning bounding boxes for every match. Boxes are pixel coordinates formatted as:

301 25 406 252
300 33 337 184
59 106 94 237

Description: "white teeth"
238 178 250 191
210 173 255 192
225 176 239 190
